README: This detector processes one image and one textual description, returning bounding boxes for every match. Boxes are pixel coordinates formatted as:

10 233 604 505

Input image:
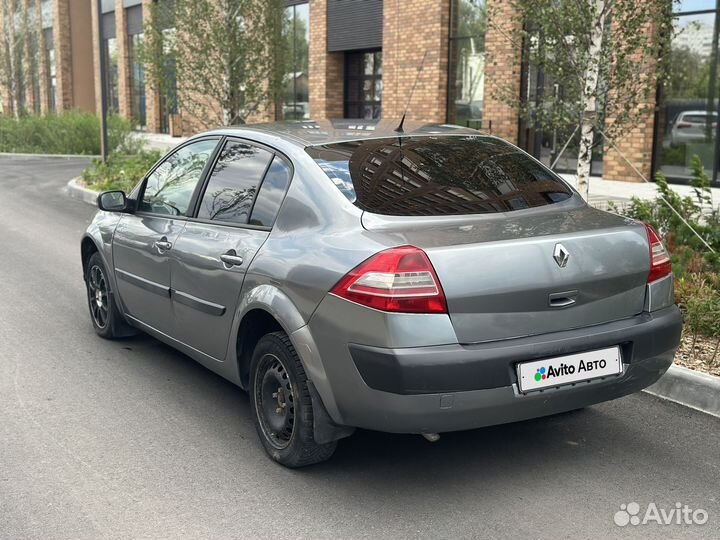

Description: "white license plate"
517 346 622 393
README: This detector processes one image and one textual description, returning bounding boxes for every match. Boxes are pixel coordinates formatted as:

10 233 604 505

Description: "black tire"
85 252 134 339
250 331 337 467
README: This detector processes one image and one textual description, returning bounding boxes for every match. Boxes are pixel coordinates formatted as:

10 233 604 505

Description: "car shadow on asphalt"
112 332 715 491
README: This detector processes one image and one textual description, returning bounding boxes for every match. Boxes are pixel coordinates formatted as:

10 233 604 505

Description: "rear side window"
197 140 273 224
249 157 292 227
305 136 572 216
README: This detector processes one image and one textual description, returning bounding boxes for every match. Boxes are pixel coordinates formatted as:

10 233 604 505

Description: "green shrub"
82 149 162 193
676 274 720 339
0 112 132 155
662 145 686 166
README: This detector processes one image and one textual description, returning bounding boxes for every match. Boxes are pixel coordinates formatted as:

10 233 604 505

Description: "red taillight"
676 122 693 129
644 223 672 283
330 246 448 314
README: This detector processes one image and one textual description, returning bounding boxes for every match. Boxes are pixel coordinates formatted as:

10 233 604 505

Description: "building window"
344 50 382 119
29 27 41 114
44 27 56 114
126 4 146 129
517 10 605 176
103 37 119 113
100 11 119 114
279 2 309 120
128 33 146 129
447 0 485 128
654 1 720 186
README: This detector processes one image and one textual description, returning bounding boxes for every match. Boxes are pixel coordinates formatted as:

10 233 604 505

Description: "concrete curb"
644 364 720 418
66 177 99 206
1 151 98 159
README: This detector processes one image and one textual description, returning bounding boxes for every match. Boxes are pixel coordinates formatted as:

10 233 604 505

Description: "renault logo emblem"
553 244 570 268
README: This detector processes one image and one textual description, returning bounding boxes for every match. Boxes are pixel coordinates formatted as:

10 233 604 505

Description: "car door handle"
220 251 244 267
153 239 173 253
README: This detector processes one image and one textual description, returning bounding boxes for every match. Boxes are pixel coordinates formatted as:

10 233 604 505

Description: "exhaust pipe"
421 432 440 443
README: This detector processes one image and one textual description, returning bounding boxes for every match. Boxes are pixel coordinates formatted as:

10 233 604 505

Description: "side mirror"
97 190 130 212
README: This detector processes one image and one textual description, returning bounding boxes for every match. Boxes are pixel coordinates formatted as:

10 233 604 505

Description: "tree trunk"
576 0 606 201
1 0 17 119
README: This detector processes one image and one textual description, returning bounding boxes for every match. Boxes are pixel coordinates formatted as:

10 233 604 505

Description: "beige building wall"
483 0 522 144
52 0 72 110
67 0 95 112
308 0 344 120
382 0 450 122
115 0 132 119
36 0 50 115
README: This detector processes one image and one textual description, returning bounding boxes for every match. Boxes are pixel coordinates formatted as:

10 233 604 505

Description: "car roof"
204 119 484 147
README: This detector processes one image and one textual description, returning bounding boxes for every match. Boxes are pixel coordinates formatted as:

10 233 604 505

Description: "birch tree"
0 0 25 119
496 0 673 200
142 0 285 127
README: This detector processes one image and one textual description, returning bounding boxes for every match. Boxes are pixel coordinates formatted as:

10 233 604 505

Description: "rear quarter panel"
241 146 394 325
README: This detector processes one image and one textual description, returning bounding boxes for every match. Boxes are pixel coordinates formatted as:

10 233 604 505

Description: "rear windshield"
305 136 572 216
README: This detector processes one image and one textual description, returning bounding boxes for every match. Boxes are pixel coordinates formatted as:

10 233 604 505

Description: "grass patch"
82 149 162 193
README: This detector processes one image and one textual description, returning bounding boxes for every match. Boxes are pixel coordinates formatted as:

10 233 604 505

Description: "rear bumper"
349 305 681 394
304 304 682 434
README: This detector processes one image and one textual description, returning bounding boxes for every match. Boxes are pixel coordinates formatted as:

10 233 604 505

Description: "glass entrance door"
344 50 382 119
655 1 720 186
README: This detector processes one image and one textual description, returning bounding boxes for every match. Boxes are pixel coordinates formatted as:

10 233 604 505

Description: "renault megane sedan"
81 120 682 467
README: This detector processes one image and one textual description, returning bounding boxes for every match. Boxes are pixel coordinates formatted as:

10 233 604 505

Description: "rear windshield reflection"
306 136 572 216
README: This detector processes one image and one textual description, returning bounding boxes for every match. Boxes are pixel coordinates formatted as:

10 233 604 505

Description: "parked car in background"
81 121 682 467
668 110 717 147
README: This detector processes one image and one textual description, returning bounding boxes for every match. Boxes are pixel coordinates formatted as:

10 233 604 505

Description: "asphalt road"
1 156 719 540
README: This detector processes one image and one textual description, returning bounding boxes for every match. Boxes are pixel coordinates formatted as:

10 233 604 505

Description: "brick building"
2 0 719 186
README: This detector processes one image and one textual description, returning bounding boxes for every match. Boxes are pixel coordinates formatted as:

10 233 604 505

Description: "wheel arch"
230 283 330 396
80 235 100 280
230 284 308 386
80 233 125 316
235 308 286 389
233 294 351 444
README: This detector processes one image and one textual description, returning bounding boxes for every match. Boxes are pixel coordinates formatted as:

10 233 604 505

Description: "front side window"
197 141 274 224
140 139 218 216
306 135 572 216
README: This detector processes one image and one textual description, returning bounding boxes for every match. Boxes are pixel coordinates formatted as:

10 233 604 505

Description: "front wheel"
250 331 337 467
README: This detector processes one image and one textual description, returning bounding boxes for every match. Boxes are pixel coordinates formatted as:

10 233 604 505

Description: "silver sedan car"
81 120 682 467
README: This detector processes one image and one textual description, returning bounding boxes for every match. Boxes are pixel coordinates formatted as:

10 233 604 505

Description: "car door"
112 138 220 335
169 138 292 360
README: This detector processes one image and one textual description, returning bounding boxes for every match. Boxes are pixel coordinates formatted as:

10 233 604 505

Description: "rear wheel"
85 252 133 339
250 331 337 467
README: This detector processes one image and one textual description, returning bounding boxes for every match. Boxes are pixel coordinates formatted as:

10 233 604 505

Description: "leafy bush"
612 154 720 340
0 112 132 154
676 275 720 339
82 149 162 193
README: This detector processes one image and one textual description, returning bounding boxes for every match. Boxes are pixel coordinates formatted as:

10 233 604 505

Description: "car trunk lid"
362 204 650 343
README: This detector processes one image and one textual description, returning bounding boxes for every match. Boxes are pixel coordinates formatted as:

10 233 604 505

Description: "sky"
676 0 717 12
676 0 717 28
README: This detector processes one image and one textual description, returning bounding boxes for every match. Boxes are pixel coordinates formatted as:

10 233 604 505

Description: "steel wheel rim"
87 264 109 329
254 353 296 450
